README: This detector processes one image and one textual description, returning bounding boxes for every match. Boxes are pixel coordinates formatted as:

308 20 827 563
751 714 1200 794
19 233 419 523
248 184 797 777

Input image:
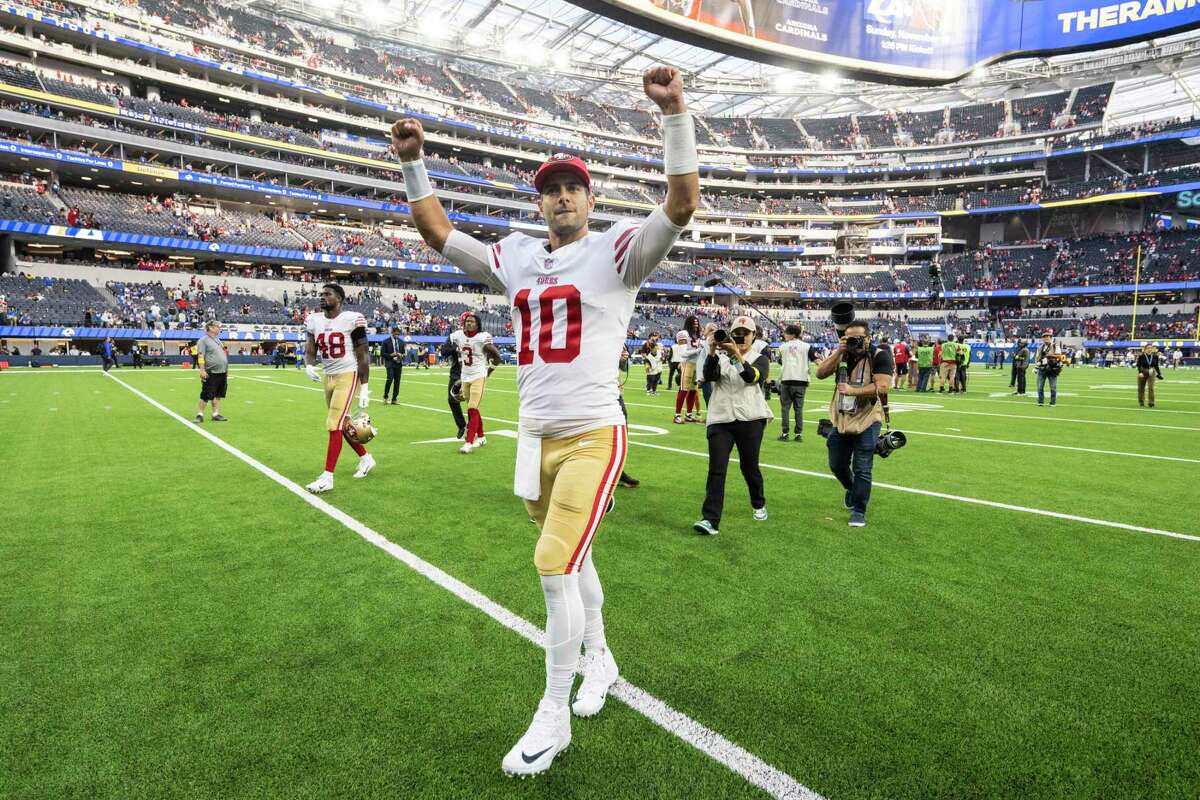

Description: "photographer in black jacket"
1010 340 1029 396
1136 343 1165 408
816 320 893 528
692 316 772 536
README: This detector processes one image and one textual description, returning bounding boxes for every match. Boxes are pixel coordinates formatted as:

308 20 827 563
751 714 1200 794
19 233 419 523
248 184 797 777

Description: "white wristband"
401 159 435 202
662 112 698 176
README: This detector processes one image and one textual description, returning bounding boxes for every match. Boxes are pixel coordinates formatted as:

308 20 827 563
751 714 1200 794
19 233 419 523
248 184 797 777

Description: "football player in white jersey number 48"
302 283 375 493
392 65 699 777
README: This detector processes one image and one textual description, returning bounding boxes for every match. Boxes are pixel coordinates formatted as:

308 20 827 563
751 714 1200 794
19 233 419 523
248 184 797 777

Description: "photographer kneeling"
693 316 772 536
816 321 893 528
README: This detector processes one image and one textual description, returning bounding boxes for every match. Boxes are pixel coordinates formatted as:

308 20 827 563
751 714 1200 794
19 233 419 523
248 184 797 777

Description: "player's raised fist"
390 118 425 161
643 65 685 114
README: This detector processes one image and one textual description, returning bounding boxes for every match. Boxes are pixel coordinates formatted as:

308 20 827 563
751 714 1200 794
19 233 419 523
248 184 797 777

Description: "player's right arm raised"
391 119 499 289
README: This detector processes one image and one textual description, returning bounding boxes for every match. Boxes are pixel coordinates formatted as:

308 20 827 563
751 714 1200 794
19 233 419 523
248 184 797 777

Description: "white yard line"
107 371 821 800
237 375 1199 543
793 417 1200 465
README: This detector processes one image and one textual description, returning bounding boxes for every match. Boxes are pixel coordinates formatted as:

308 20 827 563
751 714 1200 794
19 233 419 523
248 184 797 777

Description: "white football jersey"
474 207 682 422
450 328 494 382
306 310 366 375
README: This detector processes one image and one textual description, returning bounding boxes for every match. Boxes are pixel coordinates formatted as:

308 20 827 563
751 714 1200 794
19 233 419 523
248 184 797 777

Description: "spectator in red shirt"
891 339 911 390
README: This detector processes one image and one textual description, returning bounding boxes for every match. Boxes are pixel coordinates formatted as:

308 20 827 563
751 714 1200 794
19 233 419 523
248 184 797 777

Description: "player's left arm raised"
619 66 699 287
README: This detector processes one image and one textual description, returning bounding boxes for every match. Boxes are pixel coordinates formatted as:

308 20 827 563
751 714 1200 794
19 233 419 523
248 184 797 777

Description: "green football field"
2 362 1199 800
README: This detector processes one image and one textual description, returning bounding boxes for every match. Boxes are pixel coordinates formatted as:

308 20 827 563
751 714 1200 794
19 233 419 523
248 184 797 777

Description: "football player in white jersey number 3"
393 65 698 777
449 312 502 454
303 283 375 493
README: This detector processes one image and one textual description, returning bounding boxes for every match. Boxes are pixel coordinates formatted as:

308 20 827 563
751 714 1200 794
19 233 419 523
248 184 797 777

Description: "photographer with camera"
1136 343 1164 408
1011 340 1029 396
1035 332 1061 407
692 316 772 536
816 317 894 528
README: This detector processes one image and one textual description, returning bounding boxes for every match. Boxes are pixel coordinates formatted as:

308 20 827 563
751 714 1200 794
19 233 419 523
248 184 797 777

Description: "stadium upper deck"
0 0 1198 309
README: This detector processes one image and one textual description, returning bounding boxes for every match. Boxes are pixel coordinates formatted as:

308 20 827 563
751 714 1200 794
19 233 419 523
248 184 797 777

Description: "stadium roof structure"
268 0 1200 123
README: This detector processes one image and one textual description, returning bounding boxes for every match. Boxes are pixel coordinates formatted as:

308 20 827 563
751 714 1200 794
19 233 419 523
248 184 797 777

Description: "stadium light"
551 50 570 71
819 71 840 92
360 0 393 21
772 73 798 93
419 16 450 40
465 29 487 48
503 38 525 63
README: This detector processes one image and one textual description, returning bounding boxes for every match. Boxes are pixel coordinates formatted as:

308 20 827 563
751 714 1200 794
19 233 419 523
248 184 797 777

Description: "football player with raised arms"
391 65 699 776
449 311 502 454
303 283 375 493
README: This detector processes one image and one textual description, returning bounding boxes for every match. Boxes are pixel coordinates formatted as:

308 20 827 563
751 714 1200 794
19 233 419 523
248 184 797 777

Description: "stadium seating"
896 108 945 144
802 115 855 150
855 114 897 148
1071 83 1114 124
705 117 758 149
0 183 61 224
950 101 1005 141
0 273 110 325
755 118 806 149
1013 91 1068 133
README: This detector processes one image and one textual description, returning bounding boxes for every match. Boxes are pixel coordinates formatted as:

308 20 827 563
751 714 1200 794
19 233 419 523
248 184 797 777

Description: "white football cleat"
501 699 571 777
572 649 619 718
305 471 334 494
476 436 487 447
459 442 476 454
353 453 375 479
753 507 768 521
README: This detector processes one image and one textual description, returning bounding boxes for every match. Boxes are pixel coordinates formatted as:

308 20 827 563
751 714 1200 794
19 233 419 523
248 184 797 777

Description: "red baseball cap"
533 153 591 194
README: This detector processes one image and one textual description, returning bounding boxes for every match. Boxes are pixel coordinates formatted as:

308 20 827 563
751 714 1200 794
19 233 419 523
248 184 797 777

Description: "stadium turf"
2 363 1198 800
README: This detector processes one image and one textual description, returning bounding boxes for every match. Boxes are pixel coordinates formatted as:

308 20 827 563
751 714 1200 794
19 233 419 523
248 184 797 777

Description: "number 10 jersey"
440 206 684 423
480 209 683 422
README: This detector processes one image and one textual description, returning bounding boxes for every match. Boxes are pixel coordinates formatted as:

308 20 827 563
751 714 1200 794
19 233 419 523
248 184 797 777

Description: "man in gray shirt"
195 320 229 423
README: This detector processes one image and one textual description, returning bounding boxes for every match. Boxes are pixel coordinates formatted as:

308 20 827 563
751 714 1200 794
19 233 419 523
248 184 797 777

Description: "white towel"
513 432 543 501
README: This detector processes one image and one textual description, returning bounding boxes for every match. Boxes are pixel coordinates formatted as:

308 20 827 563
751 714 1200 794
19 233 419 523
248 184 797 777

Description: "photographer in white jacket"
693 316 773 536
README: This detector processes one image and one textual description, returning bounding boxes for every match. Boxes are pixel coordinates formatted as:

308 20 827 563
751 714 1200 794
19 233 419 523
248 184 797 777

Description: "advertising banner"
574 0 1200 83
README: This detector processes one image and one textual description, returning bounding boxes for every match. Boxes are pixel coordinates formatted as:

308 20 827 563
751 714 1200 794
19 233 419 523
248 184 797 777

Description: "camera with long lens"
830 301 856 336
817 417 907 458
875 430 907 458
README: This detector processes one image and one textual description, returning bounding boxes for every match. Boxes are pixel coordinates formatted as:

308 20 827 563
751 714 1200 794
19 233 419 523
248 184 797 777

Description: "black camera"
765 379 781 396
713 329 745 345
875 430 907 458
844 335 867 351
817 418 907 459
